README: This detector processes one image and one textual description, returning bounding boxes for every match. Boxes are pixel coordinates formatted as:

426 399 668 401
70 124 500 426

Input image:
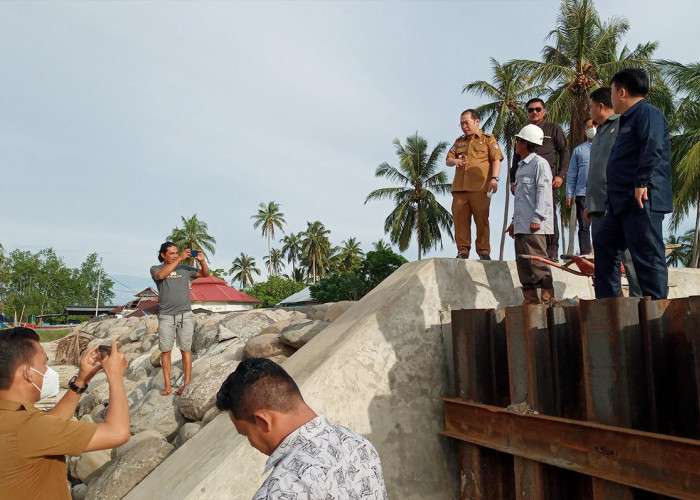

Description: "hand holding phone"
98 345 111 358
190 250 199 258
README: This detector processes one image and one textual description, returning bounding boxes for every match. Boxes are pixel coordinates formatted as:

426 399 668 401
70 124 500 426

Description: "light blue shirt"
512 153 554 235
566 141 591 198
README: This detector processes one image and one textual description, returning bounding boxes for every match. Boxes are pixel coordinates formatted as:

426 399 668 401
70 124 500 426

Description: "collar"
463 129 483 140
0 399 29 411
262 414 327 474
622 99 645 117
519 152 537 165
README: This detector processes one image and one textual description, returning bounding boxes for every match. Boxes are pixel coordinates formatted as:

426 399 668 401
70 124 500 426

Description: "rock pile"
58 301 355 500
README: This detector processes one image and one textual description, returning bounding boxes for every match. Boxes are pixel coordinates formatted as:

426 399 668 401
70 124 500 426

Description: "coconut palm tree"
264 248 285 277
251 201 286 259
284 267 309 284
228 253 261 288
463 58 544 259
337 237 364 272
665 234 690 267
365 134 453 260
168 214 217 264
301 220 331 283
372 239 391 252
660 60 700 267
281 232 303 274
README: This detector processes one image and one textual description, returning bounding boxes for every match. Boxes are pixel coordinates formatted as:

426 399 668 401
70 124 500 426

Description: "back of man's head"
610 68 649 97
216 358 303 422
0 327 40 390
590 87 613 108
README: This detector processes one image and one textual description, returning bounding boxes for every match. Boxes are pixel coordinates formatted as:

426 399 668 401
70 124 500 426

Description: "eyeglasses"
527 106 543 113
460 120 475 126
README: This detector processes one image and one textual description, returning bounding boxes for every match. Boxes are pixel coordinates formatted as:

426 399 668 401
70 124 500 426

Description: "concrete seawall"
126 259 700 499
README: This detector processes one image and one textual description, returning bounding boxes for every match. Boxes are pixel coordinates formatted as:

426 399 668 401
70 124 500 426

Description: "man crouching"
507 124 556 305
216 358 388 499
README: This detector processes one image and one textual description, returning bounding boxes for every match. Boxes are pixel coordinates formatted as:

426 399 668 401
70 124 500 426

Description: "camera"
98 345 111 358
190 250 199 258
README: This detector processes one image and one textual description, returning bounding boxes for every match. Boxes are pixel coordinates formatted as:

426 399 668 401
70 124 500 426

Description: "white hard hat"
515 124 544 145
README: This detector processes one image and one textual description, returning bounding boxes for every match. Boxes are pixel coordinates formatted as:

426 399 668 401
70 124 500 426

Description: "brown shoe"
457 253 469 259
522 288 541 305
540 288 556 305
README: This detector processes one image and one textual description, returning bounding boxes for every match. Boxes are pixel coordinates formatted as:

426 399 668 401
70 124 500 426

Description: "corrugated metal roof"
276 286 314 306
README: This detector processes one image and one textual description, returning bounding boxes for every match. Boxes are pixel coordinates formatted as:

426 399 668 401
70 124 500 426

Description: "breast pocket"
517 176 535 196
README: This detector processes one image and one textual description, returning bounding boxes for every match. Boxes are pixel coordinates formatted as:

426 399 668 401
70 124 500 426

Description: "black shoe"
457 253 469 259
478 254 491 260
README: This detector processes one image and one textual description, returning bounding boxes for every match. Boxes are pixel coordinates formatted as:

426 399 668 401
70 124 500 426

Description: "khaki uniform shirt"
0 399 97 500
447 130 503 192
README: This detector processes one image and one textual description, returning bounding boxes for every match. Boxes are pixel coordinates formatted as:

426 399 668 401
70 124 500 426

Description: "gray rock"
149 348 182 368
202 406 224 425
80 414 95 423
129 389 186 440
111 430 166 460
219 312 274 342
243 334 297 360
178 360 239 421
305 303 332 321
128 322 147 342
72 483 88 500
322 301 356 321
127 379 153 407
127 366 148 384
260 318 295 335
69 448 112 483
279 319 326 348
85 438 173 500
174 422 202 448
152 365 183 391
191 323 219 353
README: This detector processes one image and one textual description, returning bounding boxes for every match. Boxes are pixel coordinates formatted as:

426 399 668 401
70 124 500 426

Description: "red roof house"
189 276 259 312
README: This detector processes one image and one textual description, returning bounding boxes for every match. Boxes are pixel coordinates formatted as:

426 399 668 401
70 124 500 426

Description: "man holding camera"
150 242 210 396
0 327 129 499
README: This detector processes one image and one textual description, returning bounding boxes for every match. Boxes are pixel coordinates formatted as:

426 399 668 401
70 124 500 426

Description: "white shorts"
157 312 194 352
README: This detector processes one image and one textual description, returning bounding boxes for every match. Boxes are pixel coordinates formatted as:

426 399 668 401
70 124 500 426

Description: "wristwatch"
491 176 500 181
68 376 88 394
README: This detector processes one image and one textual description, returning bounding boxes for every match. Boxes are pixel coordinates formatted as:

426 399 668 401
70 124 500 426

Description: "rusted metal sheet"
442 398 700 499
548 303 586 420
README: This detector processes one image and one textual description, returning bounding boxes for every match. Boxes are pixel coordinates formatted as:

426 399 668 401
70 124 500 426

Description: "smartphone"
98 345 111 358
190 250 199 258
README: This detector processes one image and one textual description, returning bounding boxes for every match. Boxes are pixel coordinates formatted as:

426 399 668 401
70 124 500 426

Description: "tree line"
367 0 700 266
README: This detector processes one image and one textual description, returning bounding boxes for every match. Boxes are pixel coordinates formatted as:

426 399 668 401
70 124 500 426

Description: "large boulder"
69 449 112 483
279 319 327 348
191 323 219 353
112 430 166 460
149 348 182 368
219 311 274 343
243 334 296 360
129 389 186 440
152 365 183 391
179 359 240 421
323 301 356 321
305 303 332 321
144 316 159 334
174 422 202 448
86 438 173 500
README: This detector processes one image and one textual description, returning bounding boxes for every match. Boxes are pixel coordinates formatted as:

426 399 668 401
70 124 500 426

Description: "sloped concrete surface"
126 259 700 500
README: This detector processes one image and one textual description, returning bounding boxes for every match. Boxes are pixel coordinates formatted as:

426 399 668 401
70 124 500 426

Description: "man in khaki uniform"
446 109 503 259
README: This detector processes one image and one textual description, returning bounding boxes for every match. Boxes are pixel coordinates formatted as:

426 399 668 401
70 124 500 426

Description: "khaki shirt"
0 399 97 500
447 129 503 192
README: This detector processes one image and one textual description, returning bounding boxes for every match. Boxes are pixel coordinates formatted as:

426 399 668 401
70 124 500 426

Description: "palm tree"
251 201 286 259
228 253 261 288
660 60 700 267
365 134 453 260
284 267 309 284
281 232 303 274
168 214 217 264
301 220 331 282
337 237 365 272
665 234 690 267
264 248 284 277
511 0 662 145
463 58 543 259
372 239 391 252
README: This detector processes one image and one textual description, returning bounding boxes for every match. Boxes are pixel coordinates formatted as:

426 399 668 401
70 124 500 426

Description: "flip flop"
175 385 188 396
161 387 172 396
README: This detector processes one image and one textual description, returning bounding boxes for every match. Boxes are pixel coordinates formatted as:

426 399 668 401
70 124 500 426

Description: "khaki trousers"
515 234 553 290
452 191 491 256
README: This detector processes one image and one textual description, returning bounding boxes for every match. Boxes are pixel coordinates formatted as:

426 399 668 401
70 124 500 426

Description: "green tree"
168 214 217 264
281 232 303 274
243 276 306 308
284 267 309 284
337 238 365 272
660 60 700 267
301 220 332 283
209 268 228 279
372 239 391 252
251 201 286 259
71 253 115 307
665 234 690 267
228 253 261 288
463 58 543 259
264 248 285 277
365 134 453 260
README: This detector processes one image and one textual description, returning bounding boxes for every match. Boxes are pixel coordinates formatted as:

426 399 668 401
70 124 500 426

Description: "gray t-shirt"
150 264 198 315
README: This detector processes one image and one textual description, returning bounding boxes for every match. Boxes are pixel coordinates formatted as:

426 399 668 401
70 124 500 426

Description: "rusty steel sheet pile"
444 297 700 499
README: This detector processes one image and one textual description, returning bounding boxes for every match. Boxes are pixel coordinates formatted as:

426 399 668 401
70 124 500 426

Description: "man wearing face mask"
0 327 130 499
565 117 595 255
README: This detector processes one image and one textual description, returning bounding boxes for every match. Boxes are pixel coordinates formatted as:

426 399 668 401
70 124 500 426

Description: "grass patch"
38 328 73 342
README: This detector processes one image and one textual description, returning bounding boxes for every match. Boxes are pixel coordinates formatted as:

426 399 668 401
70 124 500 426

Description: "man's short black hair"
0 327 40 390
158 241 177 263
516 137 538 153
216 358 303 422
610 68 649 98
461 109 480 121
526 98 545 109
590 87 613 108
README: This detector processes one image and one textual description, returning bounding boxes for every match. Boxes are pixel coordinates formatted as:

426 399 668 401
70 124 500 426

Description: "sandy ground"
36 340 79 411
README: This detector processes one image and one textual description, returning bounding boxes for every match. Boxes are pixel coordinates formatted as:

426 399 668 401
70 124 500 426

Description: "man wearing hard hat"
506 124 555 305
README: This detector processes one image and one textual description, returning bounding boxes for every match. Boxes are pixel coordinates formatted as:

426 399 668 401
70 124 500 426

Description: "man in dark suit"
593 68 672 299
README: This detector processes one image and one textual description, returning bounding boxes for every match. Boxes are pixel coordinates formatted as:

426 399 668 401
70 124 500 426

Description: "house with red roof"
189 276 259 312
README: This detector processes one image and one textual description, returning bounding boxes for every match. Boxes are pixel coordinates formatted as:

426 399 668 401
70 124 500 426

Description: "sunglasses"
527 106 543 113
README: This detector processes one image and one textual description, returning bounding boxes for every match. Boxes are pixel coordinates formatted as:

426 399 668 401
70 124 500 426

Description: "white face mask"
585 127 597 139
29 366 60 400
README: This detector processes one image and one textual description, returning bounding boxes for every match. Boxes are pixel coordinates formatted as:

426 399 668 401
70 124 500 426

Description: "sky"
2 0 698 305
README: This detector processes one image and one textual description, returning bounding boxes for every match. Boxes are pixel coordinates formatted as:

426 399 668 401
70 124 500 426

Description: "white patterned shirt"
253 415 388 500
